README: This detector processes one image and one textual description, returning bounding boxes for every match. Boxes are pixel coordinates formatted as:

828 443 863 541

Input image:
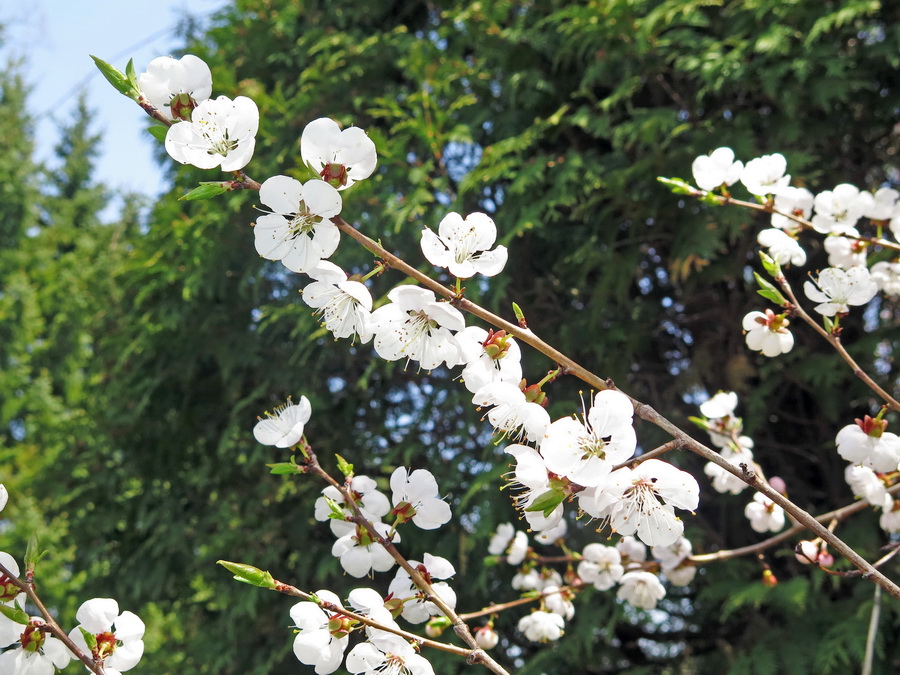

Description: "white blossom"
254 176 343 274
346 633 434 675
472 382 550 444
331 522 399 578
302 262 373 342
421 212 508 279
253 396 312 448
770 187 813 230
165 95 258 171
301 118 377 190
742 310 794 357
811 184 872 234
540 390 636 488
577 544 623 591
390 468 451 530
542 586 575 620
824 230 867 269
879 502 900 533
803 266 877 316
517 611 565 642
844 465 892 510
314 476 390 538
455 327 522 394
289 590 349 675
862 187 900 221
597 459 700 547
615 536 647 563
691 147 743 191
699 391 738 420
740 153 791 197
871 261 900 297
836 420 900 473
0 627 71 675
68 598 144 673
0 484 6 513
370 286 465 370
757 228 806 266
704 436 755 495
387 554 456 624
744 492 785 533
139 54 212 121
504 445 563 533
617 572 665 610
506 531 529 565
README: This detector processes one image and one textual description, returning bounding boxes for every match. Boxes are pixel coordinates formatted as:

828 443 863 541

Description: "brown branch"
0 562 104 674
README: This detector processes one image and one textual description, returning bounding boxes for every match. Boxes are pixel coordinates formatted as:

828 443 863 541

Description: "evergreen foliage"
2 1 899 673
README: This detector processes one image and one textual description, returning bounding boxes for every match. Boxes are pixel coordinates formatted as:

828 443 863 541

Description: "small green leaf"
525 489 566 517
217 560 276 588
147 125 168 143
179 182 232 201
823 315 835 334
754 272 787 306
335 454 354 478
657 176 695 195
24 534 47 569
90 55 139 100
267 462 302 475
512 302 527 327
78 627 98 651
0 603 30 625
125 58 139 90
323 496 346 521
759 251 782 278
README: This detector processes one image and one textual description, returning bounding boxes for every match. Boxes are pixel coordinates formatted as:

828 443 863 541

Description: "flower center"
198 119 239 158
288 202 323 238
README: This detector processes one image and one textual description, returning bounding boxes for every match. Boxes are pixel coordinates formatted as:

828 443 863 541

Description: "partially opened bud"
794 540 818 564
475 625 499 650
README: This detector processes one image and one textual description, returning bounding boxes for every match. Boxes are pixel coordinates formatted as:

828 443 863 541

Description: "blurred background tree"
2 0 899 673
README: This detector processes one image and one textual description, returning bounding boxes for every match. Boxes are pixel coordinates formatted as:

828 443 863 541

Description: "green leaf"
754 272 787 306
525 489 566 517
512 302 526 327
125 58 139 91
147 125 168 143
216 561 276 588
759 251 782 278
0 603 30 625
179 182 232 201
24 534 47 569
78 627 98 651
335 454 354 478
90 55 139 100
656 176 695 195
267 462 302 475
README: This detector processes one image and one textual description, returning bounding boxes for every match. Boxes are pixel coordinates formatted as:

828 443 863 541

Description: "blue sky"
1 0 227 216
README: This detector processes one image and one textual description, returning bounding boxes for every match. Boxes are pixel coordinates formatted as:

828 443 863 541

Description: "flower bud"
794 540 818 564
474 625 499 650
768 476 787 494
817 551 834 567
425 619 445 638
762 569 777 587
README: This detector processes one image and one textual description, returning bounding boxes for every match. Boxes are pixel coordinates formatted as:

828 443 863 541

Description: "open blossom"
314 475 390 537
652 537 694 585
421 212 508 278
836 417 900 472
289 590 349 674
301 118 377 190
390 467 451 530
534 518 567 544
518 611 565 642
543 586 575 620
254 176 343 274
740 153 790 196
332 522 399 577
705 436 755 495
596 459 700 547
770 187 813 230
456 327 522 394
871 261 900 297
302 262 373 342
699 391 738 420
803 266 877 316
616 536 647 563
540 390 636 488
880 501 900 533
811 184 873 234
165 95 259 171
139 54 212 121
742 310 794 357
346 633 434 675
577 544 624 591
0 620 71 675
864 187 900 221
505 530 530 565
473 382 550 444
69 599 144 673
757 228 806 266
824 229 867 269
744 492 785 533
387 554 456 623
691 147 743 191
844 465 892 510
370 286 465 370
504 444 563 533
617 571 665 610
253 396 311 448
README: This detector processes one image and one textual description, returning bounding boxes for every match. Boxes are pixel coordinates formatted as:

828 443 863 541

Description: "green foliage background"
2 1 900 673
